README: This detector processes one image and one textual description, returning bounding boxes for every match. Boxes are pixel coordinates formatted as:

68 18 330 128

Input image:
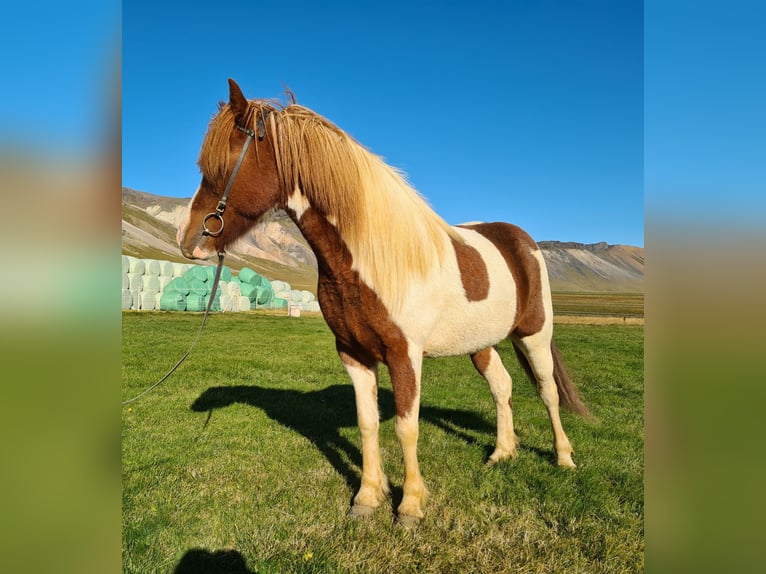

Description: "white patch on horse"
286 186 311 220
392 226 517 358
176 191 198 247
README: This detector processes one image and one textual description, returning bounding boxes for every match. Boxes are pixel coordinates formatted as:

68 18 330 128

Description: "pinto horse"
178 79 590 525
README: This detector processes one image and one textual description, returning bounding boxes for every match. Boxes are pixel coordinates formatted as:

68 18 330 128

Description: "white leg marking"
341 355 390 513
479 348 519 466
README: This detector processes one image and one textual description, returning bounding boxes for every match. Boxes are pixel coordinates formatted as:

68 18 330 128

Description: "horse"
177 79 590 526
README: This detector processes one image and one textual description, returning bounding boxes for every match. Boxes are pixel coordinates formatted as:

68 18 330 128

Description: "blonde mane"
201 98 462 314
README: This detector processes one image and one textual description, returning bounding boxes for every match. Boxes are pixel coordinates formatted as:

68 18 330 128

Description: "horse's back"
412 222 549 357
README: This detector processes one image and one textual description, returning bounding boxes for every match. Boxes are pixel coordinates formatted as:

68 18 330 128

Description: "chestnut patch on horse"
294 206 418 417
460 222 546 338
451 237 490 301
470 347 493 375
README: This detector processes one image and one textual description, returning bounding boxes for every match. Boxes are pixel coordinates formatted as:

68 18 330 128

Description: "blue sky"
123 1 643 246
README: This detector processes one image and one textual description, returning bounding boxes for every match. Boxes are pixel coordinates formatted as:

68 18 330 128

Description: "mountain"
122 188 643 294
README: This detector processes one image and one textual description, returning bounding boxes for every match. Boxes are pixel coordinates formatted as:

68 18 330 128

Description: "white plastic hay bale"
300 290 315 303
220 294 238 312
172 262 190 277
140 290 159 310
121 289 132 309
130 288 141 310
217 281 228 297
270 280 290 293
126 256 145 275
238 296 251 311
142 275 161 292
228 282 241 296
144 259 161 276
307 301 321 312
159 276 173 291
122 255 130 274
122 273 130 290
155 292 162 308
275 290 291 300
160 260 175 277
127 273 143 291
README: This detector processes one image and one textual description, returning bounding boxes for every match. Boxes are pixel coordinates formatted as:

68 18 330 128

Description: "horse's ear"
228 78 248 118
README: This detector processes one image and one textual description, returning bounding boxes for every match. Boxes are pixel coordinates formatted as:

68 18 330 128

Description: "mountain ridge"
122 188 643 294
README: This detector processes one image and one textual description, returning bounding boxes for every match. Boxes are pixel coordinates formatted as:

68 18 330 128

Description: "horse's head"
178 79 282 260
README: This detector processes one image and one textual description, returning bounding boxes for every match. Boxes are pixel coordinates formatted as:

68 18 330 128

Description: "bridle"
201 110 270 238
122 110 271 406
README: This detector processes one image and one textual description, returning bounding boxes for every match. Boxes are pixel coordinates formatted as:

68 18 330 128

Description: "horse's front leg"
339 348 390 516
389 346 428 526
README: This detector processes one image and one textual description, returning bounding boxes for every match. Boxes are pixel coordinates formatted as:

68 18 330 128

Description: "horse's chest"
317 275 407 364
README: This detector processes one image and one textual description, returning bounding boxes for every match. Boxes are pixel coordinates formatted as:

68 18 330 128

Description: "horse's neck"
287 204 351 281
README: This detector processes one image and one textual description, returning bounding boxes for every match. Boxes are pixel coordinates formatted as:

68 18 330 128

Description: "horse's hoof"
396 514 422 529
349 504 376 518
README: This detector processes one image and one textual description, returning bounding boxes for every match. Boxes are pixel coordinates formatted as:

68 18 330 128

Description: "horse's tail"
512 341 591 418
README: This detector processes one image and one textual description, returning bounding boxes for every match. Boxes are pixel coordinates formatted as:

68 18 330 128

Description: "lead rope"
122 252 226 406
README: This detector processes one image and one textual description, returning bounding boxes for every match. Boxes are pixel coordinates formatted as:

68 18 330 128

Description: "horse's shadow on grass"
174 548 254 574
190 384 500 495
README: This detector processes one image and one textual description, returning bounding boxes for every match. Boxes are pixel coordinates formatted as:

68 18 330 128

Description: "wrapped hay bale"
184 265 208 283
142 275 161 292
172 262 190 277
140 289 159 310
255 284 274 306
227 281 241 296
164 277 191 295
126 255 145 275
159 260 175 277
127 272 143 291
300 290 315 303
130 288 141 310
238 267 258 284
220 294 238 312
185 293 207 312
122 289 132 309
270 280 290 293
239 283 257 300
122 273 130 290
144 259 161 276
238 296 251 311
159 276 173 291
271 297 288 309
160 291 186 311
122 255 130 274
189 278 208 296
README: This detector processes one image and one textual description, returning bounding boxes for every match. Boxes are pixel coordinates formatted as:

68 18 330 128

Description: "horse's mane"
200 96 462 315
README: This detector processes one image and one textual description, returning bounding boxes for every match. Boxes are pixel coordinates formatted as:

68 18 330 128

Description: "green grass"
123 312 643 573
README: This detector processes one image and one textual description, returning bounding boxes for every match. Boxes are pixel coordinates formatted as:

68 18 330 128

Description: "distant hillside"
122 188 643 294
538 241 644 292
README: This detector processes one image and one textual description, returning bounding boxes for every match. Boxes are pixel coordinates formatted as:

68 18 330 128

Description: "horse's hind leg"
512 331 576 468
339 349 390 516
471 347 519 466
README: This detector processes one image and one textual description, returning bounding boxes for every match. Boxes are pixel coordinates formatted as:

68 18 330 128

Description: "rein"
123 114 267 406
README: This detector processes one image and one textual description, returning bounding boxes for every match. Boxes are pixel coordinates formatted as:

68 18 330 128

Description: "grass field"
551 292 644 318
122 312 643 573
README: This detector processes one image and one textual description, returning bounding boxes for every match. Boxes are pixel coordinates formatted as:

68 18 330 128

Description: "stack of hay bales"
271 281 321 312
123 255 193 310
121 256 318 313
